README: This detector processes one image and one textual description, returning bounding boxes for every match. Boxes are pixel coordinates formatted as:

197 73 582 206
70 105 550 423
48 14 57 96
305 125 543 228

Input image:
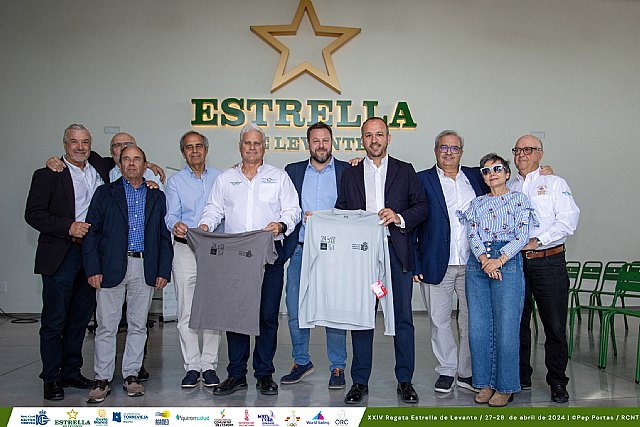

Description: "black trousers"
519 250 570 386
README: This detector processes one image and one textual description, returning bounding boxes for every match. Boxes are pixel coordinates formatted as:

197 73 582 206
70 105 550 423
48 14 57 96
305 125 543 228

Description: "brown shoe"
122 375 144 397
475 387 494 404
488 392 513 407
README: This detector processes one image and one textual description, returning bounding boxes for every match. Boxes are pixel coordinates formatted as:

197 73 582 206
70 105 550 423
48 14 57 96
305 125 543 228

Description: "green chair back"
566 261 581 289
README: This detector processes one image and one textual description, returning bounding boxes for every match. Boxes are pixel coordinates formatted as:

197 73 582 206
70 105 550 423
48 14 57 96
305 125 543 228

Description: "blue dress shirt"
165 165 221 231
123 178 147 252
299 158 337 243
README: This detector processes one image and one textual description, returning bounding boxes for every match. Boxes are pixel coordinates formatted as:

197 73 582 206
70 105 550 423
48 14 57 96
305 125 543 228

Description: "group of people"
25 118 579 407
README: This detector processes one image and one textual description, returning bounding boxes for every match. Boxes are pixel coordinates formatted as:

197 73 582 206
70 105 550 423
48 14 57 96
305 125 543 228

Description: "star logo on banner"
250 0 360 93
67 409 79 420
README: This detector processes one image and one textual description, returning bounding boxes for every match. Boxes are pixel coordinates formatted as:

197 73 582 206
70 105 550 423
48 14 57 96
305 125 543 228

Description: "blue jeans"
466 241 524 394
285 244 347 372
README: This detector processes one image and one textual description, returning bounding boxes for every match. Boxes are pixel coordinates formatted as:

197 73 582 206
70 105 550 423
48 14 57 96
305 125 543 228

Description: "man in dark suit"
413 130 487 395
25 123 111 400
82 145 172 403
335 117 428 404
280 122 350 389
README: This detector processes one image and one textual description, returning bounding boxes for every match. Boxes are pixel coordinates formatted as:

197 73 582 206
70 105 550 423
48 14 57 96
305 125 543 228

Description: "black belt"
127 251 144 258
522 244 565 260
175 236 188 244
71 237 83 245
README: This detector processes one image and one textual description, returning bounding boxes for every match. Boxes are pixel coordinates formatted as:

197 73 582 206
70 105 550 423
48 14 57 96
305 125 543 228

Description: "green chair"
566 261 582 320
592 261 629 330
597 262 640 381
569 261 603 330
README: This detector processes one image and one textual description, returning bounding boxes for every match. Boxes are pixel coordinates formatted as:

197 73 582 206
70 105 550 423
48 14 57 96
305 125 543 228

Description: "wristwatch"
278 222 288 235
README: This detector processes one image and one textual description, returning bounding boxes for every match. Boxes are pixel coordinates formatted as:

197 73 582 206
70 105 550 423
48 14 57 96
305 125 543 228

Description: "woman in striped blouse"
457 153 537 407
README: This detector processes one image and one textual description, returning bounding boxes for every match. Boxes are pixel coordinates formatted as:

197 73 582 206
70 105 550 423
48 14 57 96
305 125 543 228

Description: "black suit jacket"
282 157 349 260
335 156 428 271
25 152 111 275
83 178 173 288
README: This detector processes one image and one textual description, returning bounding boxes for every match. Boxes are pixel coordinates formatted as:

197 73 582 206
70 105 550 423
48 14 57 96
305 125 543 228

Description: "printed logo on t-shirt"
230 181 242 186
210 243 225 255
351 242 369 251
320 235 336 251
261 177 278 184
239 250 253 258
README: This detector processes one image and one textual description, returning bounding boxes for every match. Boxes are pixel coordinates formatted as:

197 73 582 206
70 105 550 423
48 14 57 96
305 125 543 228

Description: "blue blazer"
414 166 488 284
335 156 428 271
83 178 173 288
282 157 349 261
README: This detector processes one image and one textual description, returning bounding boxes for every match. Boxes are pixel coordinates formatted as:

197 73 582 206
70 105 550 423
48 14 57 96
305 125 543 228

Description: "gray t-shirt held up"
187 228 278 335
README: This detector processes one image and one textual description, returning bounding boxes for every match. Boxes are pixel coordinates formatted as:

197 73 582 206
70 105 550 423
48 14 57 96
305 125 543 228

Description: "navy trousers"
40 244 96 383
351 242 415 384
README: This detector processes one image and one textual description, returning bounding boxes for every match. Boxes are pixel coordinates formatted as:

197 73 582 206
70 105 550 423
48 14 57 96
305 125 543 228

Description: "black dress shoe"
550 384 569 403
61 374 94 389
44 381 64 401
397 382 419 403
256 376 278 395
344 384 368 404
212 376 248 396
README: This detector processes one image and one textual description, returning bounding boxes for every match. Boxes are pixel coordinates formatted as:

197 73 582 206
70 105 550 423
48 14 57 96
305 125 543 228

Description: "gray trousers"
94 257 154 381
420 265 472 378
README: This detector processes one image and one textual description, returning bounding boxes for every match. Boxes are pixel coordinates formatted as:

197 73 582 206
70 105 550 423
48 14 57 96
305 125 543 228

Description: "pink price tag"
370 280 387 299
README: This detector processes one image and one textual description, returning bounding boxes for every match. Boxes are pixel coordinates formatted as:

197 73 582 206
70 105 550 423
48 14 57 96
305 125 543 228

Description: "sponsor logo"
94 409 108 426
54 409 90 426
257 411 279 427
20 409 50 425
213 409 233 427
239 250 253 258
261 177 278 184
155 411 170 426
320 235 336 251
306 412 329 425
174 414 210 423
210 243 225 255
334 410 349 426
239 409 255 427
536 185 547 195
285 411 300 427
351 242 368 251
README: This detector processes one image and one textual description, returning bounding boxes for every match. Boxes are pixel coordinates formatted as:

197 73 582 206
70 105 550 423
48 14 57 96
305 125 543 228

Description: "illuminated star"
250 0 361 93
67 409 79 420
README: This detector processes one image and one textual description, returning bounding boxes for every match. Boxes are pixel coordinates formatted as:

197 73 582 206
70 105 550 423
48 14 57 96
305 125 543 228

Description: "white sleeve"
199 175 225 231
298 215 317 329
537 178 580 245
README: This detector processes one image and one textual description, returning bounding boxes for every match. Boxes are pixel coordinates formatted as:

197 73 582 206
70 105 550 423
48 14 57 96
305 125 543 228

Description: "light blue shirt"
110 165 164 191
123 178 147 252
165 165 221 231
299 157 337 243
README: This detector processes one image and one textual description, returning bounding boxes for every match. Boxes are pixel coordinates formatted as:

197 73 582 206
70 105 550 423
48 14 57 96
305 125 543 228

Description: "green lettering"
308 100 333 125
336 100 361 128
275 99 305 127
191 99 218 125
220 98 245 126
389 101 417 128
287 136 301 150
362 100 378 120
356 137 364 151
246 99 273 126
273 136 286 150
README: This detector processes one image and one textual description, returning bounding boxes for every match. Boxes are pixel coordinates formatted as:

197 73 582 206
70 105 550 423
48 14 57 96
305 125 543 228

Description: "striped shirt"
123 178 147 252
457 191 537 260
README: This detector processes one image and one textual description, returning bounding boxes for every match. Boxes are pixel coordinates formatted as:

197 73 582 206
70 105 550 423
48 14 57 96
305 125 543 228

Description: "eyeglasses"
111 142 134 150
512 147 542 155
480 164 505 175
437 145 462 154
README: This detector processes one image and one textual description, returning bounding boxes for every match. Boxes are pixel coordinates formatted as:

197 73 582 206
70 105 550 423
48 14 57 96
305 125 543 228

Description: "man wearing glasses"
413 130 487 395
108 133 164 190
510 135 580 404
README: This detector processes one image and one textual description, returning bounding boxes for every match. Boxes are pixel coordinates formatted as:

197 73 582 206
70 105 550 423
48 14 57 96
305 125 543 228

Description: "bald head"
513 135 544 176
110 132 137 165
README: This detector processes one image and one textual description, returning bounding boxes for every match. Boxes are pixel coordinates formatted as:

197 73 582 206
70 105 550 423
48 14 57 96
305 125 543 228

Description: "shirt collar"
123 176 146 190
306 156 335 173
364 154 388 170
435 164 461 179
63 156 88 173
186 164 208 178
518 167 541 182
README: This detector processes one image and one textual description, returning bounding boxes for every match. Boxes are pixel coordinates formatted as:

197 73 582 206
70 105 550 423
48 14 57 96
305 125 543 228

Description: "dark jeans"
40 244 96 383
351 242 415 384
519 250 570 386
227 243 285 379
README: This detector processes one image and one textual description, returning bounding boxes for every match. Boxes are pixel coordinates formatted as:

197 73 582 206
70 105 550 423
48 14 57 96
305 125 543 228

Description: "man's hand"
146 162 166 184
263 221 283 236
145 180 159 190
378 208 400 226
540 165 554 176
69 221 91 238
303 211 313 223
521 237 540 251
413 274 423 283
46 157 66 172
88 274 103 290
198 224 209 232
155 277 168 291
348 157 364 167
173 221 188 238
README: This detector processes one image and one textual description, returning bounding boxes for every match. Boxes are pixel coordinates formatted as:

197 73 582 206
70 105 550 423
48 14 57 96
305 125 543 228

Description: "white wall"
1 0 639 312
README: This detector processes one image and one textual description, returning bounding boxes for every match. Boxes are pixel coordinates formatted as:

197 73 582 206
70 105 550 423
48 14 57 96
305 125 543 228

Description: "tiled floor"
0 312 638 407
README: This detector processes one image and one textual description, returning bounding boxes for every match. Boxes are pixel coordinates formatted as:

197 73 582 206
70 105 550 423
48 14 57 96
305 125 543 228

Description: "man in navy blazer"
413 130 487 395
83 145 172 403
280 122 350 389
25 123 111 400
335 117 428 404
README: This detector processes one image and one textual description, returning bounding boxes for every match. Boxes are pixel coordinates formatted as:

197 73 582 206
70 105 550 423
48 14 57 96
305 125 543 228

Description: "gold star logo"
67 409 79 420
250 0 360 94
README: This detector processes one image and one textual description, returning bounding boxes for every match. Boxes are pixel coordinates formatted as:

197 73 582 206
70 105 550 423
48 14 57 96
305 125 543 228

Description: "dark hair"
479 152 511 176
434 130 464 149
120 145 147 164
307 121 333 141
361 116 389 135
180 131 209 152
